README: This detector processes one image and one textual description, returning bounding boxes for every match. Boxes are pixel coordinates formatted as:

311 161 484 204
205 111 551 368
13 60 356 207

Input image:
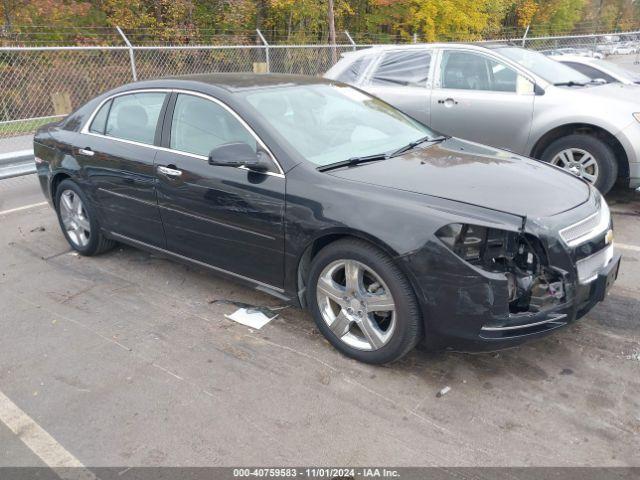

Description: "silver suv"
325 44 640 193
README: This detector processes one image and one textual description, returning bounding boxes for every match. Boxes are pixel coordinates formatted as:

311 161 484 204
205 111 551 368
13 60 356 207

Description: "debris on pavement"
436 386 451 398
224 307 278 329
209 299 288 319
30 226 45 232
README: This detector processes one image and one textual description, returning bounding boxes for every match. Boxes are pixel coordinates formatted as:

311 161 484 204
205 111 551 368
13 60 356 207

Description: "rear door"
363 49 434 125
80 90 169 247
154 92 286 289
430 49 535 153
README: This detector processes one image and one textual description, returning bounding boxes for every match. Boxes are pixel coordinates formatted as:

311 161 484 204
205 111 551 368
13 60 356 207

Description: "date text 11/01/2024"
232 468 400 477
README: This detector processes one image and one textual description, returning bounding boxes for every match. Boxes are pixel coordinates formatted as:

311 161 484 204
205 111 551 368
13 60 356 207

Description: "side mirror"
208 142 268 171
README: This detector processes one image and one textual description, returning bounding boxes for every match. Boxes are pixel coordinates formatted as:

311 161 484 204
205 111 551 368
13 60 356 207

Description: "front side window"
170 94 256 157
370 50 431 87
241 84 435 167
104 92 166 145
441 51 517 92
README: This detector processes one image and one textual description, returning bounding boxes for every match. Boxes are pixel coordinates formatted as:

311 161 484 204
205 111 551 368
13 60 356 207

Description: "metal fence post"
256 29 270 73
344 30 356 52
116 26 137 81
522 24 530 47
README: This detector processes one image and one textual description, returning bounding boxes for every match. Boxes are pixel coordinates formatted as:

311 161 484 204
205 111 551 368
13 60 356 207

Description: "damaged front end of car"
400 192 618 351
435 222 571 339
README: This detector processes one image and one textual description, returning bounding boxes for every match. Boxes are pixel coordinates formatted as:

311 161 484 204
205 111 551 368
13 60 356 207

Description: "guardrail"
0 149 35 179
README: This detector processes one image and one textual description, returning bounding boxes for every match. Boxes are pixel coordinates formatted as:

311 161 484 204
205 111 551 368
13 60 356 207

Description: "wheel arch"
50 172 72 206
294 228 420 309
530 123 629 179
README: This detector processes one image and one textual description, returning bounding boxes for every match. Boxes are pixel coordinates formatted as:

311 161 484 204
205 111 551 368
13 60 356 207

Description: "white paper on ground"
224 308 278 329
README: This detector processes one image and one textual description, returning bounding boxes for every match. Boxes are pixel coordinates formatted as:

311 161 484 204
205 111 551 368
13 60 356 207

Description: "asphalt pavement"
0 175 639 469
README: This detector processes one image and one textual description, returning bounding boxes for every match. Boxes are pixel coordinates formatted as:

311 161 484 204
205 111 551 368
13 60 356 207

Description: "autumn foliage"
0 0 639 44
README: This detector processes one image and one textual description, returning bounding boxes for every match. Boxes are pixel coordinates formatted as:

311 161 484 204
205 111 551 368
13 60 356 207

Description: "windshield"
596 59 640 83
496 47 592 85
241 83 436 167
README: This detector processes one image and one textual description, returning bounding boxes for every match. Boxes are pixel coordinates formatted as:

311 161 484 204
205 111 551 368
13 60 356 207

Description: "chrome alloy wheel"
59 189 91 248
316 259 396 351
550 148 599 184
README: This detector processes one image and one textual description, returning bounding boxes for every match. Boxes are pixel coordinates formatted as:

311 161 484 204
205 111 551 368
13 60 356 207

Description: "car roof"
339 42 512 58
124 73 333 93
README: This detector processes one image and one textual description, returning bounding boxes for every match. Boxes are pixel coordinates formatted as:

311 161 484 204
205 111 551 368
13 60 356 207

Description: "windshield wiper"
317 153 389 172
389 135 450 157
553 81 587 87
317 135 450 172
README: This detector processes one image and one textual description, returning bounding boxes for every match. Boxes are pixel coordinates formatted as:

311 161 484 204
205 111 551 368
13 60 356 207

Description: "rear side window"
336 56 372 84
89 100 111 134
104 92 166 145
170 94 256 157
370 50 431 87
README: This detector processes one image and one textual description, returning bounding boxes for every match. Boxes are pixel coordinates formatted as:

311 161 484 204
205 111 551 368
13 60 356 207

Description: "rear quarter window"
89 100 111 135
336 56 372 84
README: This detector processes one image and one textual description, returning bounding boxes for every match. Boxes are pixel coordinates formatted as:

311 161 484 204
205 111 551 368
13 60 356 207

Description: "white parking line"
0 201 48 216
617 243 640 253
0 390 96 479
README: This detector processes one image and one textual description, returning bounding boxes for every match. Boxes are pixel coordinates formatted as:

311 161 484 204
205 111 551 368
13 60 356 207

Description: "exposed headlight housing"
436 223 565 313
435 224 519 268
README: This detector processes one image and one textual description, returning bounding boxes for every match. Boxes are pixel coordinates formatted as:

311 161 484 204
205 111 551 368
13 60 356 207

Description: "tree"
328 0 336 62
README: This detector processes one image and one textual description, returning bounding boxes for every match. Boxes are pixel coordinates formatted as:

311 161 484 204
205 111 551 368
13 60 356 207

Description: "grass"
0 116 63 137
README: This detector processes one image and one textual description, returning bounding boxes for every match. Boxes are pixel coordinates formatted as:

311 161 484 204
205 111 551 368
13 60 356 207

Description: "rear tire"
55 179 115 256
540 134 618 193
307 239 422 364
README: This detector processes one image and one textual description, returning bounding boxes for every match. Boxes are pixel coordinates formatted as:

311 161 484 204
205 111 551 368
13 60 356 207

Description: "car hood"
559 82 640 104
327 138 590 218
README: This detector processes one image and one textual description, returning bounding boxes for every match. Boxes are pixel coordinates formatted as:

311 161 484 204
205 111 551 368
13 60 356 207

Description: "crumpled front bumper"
400 194 620 353
478 252 621 343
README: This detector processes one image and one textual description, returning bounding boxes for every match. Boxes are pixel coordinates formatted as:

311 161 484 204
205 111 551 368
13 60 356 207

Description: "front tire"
307 239 422 364
55 179 115 256
540 134 618 193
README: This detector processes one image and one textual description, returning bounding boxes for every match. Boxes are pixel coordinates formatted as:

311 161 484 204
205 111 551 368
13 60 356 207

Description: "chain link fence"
1 27 639 147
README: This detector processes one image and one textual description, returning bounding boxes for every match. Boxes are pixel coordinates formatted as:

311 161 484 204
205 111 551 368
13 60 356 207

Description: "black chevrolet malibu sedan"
33 73 621 364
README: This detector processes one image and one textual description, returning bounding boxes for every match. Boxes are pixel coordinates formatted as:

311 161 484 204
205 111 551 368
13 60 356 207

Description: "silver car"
554 55 640 85
325 43 640 192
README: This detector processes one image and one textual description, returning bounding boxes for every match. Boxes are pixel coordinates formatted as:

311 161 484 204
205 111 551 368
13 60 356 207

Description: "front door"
80 91 169 247
430 49 535 153
155 92 286 289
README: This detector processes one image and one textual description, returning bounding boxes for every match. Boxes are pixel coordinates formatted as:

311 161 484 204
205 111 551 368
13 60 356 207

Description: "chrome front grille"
576 244 614 284
559 199 610 247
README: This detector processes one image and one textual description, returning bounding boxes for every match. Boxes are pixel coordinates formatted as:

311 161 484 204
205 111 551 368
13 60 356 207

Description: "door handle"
438 98 458 107
157 165 183 177
78 148 94 156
